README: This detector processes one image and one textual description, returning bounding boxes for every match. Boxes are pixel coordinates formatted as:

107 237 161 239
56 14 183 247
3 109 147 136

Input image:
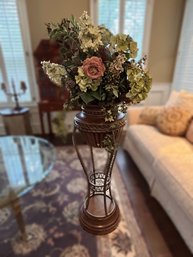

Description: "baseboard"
143 82 171 106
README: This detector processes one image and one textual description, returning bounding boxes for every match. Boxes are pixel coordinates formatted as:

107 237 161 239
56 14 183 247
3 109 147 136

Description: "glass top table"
0 136 56 239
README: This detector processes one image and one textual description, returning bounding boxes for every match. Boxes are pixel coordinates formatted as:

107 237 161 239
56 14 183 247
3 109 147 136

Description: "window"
172 0 193 92
90 0 154 59
0 0 35 105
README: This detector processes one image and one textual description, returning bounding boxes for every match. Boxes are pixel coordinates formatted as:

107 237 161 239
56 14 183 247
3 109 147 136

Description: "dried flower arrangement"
42 11 152 122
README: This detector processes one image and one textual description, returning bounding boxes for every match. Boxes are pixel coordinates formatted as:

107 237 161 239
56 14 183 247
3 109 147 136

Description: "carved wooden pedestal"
72 106 126 235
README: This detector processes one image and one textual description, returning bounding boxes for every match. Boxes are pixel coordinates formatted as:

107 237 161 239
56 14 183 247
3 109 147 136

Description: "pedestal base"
79 195 120 235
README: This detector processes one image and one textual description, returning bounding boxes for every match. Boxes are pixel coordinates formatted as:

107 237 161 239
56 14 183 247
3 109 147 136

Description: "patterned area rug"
0 146 151 257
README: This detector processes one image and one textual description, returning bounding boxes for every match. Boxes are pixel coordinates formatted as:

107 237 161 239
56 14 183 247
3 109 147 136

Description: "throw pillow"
166 90 193 114
138 106 163 125
156 106 192 136
186 119 193 144
166 90 179 106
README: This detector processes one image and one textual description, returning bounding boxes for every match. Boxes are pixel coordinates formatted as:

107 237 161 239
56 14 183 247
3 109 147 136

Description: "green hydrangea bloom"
75 67 101 92
126 65 152 103
99 26 113 46
41 61 67 86
111 34 128 52
110 34 138 58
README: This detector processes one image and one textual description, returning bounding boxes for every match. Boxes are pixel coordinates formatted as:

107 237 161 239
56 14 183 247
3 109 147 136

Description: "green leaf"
90 90 101 100
125 53 130 59
80 93 94 104
113 88 118 97
101 93 106 101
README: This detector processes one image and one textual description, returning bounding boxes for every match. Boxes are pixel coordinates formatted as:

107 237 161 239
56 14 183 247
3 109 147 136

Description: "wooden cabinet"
34 39 69 135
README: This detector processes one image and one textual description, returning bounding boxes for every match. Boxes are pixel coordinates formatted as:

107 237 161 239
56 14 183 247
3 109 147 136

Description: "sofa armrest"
126 106 144 125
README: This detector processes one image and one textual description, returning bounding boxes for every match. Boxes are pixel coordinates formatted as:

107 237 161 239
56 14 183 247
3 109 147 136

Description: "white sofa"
123 107 193 253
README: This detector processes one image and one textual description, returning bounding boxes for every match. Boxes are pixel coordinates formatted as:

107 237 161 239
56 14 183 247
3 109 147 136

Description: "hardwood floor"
116 148 193 257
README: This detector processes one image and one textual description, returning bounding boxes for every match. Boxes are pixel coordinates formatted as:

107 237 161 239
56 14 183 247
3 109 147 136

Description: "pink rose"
82 56 105 79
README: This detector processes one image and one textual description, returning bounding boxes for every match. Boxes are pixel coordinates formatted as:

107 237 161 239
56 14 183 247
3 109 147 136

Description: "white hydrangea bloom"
79 11 92 26
78 12 103 52
41 61 67 86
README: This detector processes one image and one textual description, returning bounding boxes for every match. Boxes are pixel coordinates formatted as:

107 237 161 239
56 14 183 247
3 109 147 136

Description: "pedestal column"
72 106 126 235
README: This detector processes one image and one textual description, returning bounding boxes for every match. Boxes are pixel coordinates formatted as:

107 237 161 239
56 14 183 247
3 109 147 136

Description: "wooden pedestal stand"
72 106 126 235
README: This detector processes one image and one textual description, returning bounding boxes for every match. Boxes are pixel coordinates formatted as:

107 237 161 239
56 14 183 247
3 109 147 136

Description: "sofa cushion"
166 90 193 114
127 124 193 222
186 119 193 144
153 142 193 222
156 106 192 136
126 124 183 164
138 106 163 125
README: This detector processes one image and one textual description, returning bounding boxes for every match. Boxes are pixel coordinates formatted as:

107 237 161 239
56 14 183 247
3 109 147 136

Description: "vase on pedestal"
41 10 152 237
72 105 126 235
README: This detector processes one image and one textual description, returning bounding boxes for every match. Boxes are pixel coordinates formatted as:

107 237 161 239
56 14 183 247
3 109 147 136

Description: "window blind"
172 0 193 92
97 0 147 59
124 0 146 58
0 56 6 102
0 0 31 102
98 0 120 34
